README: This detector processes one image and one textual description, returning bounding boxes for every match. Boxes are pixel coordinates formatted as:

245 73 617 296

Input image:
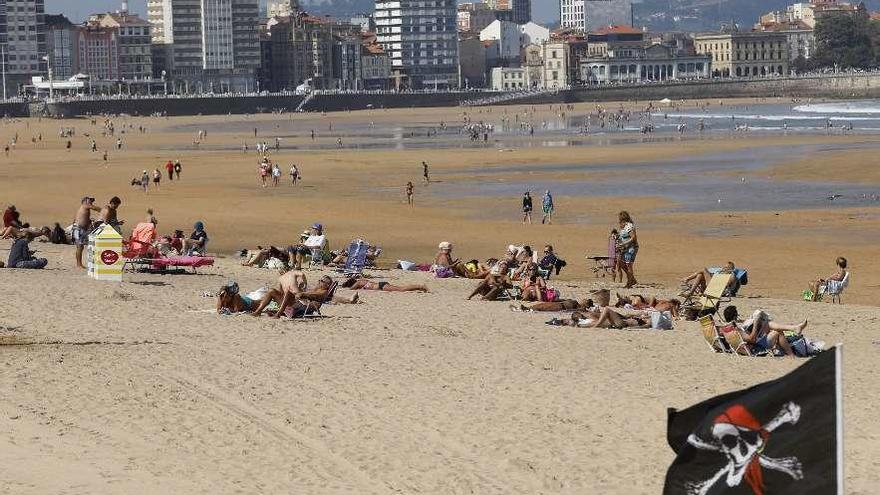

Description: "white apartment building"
560 0 632 32
147 0 260 89
542 41 568 88
374 0 459 88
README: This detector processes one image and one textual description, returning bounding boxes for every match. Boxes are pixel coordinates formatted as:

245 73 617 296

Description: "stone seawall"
521 74 880 105
0 102 31 117
40 95 307 118
31 73 880 118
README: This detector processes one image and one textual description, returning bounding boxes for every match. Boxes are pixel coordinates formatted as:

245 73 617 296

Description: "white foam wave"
793 101 880 114
652 112 880 122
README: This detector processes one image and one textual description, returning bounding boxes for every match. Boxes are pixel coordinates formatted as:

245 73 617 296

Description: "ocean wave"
793 101 880 114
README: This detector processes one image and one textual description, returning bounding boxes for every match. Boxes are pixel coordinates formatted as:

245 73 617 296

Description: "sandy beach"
1 100 879 493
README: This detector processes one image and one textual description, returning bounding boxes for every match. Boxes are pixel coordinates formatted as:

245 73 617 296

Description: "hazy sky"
47 0 561 24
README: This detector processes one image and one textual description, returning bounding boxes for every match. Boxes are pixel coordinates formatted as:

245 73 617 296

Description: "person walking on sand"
152 168 162 191
617 210 638 288
74 197 100 269
522 191 533 224
289 164 299 185
165 160 174 181
174 160 182 180
405 182 414 206
259 160 269 188
422 161 430 183
541 190 554 224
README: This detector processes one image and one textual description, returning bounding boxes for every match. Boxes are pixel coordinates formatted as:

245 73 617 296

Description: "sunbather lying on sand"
722 306 808 357
217 281 255 314
252 272 359 318
614 293 681 318
341 277 427 292
548 307 651 329
515 298 593 312
241 245 290 268
680 261 738 299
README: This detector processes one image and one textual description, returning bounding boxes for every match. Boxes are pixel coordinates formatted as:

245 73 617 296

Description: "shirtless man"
467 260 510 300
100 196 124 233
252 271 357 317
74 197 100 269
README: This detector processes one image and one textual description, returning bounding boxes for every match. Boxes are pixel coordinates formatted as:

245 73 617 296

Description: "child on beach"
609 229 622 283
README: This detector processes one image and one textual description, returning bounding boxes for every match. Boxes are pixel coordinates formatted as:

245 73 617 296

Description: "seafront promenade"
4 72 880 118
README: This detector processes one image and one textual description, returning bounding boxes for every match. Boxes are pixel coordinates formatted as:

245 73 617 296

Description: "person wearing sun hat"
287 222 328 269
183 221 209 255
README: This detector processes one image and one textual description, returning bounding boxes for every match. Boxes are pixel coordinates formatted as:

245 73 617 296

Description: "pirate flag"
663 347 842 495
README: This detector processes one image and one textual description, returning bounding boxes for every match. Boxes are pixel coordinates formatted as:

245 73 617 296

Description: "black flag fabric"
663 347 841 495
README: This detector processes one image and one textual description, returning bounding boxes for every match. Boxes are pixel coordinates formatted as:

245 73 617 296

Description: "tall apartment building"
374 0 459 89
1 0 47 94
45 14 74 80
560 0 632 32
147 0 260 91
96 12 152 80
75 18 119 80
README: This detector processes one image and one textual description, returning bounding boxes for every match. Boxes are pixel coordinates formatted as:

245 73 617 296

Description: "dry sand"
1 104 879 493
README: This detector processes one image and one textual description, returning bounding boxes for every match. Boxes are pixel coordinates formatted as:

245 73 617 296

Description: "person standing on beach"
405 182 414 206
422 161 430 184
272 163 281 187
74 197 100 269
140 170 150 193
165 160 174 181
101 197 124 233
541 190 554 224
174 160 182 180
616 211 638 288
522 191 533 224
152 168 162 191
290 164 299 185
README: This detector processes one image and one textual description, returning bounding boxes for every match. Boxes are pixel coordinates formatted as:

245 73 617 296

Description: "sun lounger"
125 255 214 274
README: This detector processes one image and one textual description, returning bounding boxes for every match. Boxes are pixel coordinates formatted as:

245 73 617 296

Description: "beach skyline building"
147 0 260 91
560 0 633 33
374 0 459 89
0 0 47 95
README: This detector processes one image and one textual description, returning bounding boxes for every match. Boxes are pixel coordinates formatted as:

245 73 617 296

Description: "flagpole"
835 344 844 495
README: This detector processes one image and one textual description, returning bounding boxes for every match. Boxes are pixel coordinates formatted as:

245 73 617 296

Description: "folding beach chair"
683 273 733 320
292 281 338 319
699 315 728 353
337 239 369 277
717 325 765 357
585 255 613 278
826 272 850 304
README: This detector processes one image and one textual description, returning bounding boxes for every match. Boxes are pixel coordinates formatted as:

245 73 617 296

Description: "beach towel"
398 260 417 271
150 256 214 269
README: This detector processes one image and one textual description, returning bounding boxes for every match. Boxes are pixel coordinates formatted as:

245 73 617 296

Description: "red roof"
591 25 643 35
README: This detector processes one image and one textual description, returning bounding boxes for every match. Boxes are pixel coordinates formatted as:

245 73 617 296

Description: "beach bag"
541 287 559 302
398 260 417 271
434 266 454 278
265 257 285 270
650 311 674 330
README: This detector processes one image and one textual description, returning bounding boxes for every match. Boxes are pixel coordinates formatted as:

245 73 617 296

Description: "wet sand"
1 102 879 493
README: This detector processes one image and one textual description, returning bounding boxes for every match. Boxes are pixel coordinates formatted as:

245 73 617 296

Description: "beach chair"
825 273 850 304
338 239 369 277
683 273 733 319
718 326 762 357
699 315 728 353
585 255 613 278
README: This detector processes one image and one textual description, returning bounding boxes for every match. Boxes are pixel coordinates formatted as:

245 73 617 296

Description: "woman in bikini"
516 298 592 312
341 278 428 293
217 281 255 314
549 307 650 329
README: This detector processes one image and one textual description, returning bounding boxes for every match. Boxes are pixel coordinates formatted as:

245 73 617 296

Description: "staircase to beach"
294 92 315 112
459 88 558 107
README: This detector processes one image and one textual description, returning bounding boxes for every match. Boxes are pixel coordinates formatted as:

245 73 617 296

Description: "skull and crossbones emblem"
685 402 804 495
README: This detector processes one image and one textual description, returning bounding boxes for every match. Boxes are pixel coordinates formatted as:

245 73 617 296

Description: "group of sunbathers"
463 244 567 301
241 223 383 272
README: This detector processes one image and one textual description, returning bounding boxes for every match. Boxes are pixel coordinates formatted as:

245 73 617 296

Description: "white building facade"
375 0 459 88
479 19 520 61
1 0 47 93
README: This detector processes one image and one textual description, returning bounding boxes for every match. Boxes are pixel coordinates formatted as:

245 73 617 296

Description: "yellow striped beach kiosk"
88 224 123 281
